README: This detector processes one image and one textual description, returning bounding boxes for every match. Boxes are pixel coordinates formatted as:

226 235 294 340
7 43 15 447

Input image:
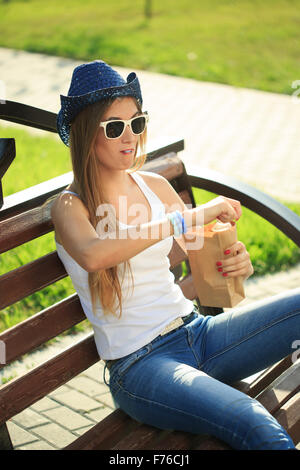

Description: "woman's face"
94 97 141 172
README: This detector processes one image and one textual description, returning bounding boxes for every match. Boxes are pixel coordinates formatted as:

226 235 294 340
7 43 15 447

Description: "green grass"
0 0 300 95
192 187 300 277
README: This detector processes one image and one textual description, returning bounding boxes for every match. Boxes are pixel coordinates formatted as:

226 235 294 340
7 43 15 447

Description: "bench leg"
0 423 13 450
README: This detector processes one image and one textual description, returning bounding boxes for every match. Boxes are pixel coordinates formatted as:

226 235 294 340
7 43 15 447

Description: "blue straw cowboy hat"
56 60 143 146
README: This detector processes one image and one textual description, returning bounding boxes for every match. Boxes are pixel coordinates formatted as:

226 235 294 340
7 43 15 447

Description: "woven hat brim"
56 72 142 147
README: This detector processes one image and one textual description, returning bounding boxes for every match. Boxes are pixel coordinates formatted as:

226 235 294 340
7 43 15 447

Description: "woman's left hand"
216 241 254 280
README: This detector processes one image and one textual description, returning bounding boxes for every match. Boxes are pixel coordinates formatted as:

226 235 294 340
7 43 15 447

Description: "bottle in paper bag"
187 221 245 308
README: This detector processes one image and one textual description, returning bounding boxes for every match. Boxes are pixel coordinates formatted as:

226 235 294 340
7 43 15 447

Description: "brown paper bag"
186 221 245 308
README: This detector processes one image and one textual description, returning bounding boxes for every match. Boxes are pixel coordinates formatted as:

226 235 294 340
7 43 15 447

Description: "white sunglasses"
99 112 149 139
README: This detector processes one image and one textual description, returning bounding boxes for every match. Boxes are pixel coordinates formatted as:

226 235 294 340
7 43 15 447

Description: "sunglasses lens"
131 116 146 135
106 121 125 138
104 115 147 139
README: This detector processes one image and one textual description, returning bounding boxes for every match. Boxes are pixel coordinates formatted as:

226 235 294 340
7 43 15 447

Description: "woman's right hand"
210 195 242 223
191 196 242 226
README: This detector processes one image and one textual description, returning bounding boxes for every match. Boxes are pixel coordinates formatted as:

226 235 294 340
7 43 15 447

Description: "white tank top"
55 170 194 360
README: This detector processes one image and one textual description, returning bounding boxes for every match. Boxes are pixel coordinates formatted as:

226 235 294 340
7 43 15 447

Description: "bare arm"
51 173 241 272
51 192 175 272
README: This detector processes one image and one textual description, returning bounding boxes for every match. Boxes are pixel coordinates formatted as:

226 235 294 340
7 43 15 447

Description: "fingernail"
224 249 231 255
216 261 222 266
217 267 223 272
222 272 228 277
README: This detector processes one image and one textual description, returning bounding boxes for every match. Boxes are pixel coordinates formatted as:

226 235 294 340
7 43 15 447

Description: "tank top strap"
129 171 166 218
61 189 81 198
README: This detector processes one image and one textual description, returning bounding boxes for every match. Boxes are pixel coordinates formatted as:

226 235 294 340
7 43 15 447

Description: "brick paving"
0 47 299 449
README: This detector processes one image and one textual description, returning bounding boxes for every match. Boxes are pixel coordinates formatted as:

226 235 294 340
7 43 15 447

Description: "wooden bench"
0 100 299 450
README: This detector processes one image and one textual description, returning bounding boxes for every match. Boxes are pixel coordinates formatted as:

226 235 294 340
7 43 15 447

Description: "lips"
120 149 134 155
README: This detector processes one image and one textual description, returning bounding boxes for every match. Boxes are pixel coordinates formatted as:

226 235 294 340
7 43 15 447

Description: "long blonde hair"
69 97 147 317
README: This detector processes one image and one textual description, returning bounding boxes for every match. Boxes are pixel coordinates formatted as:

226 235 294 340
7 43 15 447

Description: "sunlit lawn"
0 0 299 95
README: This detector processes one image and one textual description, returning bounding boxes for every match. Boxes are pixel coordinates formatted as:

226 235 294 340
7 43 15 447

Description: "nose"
122 123 136 141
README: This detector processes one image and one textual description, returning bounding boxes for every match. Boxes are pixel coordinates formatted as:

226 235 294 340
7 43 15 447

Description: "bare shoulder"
51 191 89 223
136 170 169 190
135 170 186 210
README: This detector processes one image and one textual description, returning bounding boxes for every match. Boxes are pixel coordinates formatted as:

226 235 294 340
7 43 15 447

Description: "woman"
52 60 299 450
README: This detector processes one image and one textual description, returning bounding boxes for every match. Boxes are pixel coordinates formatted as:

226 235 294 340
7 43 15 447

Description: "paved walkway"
0 48 299 449
1 47 300 202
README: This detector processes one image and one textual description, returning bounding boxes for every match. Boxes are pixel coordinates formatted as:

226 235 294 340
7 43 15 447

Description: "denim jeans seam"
185 327 201 369
199 308 300 370
116 383 241 443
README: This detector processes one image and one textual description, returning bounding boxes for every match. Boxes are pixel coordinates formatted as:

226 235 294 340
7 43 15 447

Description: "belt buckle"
160 317 184 336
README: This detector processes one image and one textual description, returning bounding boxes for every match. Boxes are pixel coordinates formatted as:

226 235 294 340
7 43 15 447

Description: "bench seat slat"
255 361 300 414
0 334 98 425
193 435 232 450
111 424 167 451
247 355 293 399
0 294 85 368
274 393 300 443
148 431 199 451
64 408 140 450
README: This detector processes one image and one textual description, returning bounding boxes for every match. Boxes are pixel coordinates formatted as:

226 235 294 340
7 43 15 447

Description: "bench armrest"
0 138 16 209
187 166 300 248
0 100 57 133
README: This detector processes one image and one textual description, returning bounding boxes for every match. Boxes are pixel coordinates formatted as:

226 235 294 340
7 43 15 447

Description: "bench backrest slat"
1 240 188 307
0 294 84 368
0 205 52 254
177 273 197 300
0 252 66 310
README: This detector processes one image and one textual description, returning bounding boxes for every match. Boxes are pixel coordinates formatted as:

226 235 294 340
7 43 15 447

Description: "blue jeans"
104 288 300 450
